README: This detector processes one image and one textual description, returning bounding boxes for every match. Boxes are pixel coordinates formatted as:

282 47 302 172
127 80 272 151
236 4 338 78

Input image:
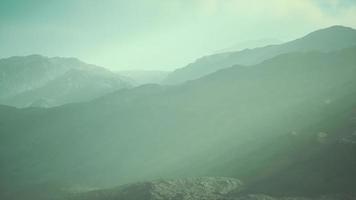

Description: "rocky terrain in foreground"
67 177 355 200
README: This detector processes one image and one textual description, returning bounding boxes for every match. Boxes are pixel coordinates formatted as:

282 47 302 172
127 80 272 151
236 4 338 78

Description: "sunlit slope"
0 47 356 198
164 25 356 84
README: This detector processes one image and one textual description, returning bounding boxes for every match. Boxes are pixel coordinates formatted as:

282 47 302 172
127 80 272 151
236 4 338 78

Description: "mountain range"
0 26 356 200
163 25 356 84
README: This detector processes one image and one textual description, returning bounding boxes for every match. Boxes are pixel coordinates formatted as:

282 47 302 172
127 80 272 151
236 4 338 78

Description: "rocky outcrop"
68 177 243 200
67 177 355 200
233 194 355 200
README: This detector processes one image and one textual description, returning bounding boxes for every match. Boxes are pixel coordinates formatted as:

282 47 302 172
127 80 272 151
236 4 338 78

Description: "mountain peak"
323 25 355 31
0 55 131 107
304 25 356 39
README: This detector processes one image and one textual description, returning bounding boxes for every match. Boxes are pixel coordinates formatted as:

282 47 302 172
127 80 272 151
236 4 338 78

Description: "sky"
1 0 356 71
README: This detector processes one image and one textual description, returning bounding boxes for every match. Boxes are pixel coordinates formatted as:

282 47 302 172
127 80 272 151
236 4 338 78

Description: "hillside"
163 25 356 84
0 47 356 199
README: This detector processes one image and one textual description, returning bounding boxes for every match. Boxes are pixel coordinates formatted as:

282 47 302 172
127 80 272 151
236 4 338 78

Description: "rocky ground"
66 177 355 200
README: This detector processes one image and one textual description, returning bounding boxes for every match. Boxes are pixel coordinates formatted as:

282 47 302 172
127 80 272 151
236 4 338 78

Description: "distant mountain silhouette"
0 55 131 107
163 25 356 84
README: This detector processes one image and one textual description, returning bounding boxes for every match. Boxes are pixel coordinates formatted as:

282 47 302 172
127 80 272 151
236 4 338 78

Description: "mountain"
1 46 356 200
0 55 131 107
163 25 356 84
117 70 170 85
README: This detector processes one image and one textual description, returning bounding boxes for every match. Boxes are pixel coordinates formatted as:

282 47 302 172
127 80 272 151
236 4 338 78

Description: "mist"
1 1 356 200
1 0 356 70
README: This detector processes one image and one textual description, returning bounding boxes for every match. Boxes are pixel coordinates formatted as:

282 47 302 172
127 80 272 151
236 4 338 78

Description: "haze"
1 0 356 70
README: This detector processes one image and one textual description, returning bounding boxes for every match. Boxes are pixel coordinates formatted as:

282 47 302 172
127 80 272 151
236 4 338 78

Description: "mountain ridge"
0 54 131 107
163 25 356 84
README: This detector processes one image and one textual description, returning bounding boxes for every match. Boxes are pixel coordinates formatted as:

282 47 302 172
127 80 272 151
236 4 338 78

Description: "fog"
1 1 356 200
1 0 356 70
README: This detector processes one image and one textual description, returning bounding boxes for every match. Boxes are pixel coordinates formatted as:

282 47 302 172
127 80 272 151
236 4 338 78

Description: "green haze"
1 0 356 70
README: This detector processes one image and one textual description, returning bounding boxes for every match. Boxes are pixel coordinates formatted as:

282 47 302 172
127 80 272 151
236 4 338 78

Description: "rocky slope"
67 177 354 200
68 177 243 200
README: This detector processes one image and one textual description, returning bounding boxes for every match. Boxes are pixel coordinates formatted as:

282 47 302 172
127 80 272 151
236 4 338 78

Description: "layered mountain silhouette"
1 43 355 200
0 55 131 107
163 25 356 84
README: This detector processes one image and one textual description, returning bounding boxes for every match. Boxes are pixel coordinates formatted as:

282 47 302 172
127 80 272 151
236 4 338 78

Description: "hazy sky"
1 0 356 70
